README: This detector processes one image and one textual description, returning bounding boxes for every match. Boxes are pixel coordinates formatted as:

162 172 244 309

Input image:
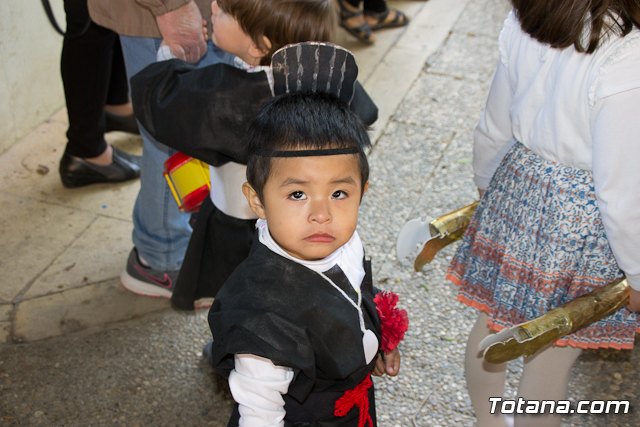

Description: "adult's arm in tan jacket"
88 0 210 62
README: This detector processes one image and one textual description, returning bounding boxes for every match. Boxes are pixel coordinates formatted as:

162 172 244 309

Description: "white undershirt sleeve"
228 354 294 427
156 43 176 61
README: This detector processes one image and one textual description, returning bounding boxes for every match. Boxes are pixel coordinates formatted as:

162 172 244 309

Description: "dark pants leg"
343 0 388 13
61 0 128 158
106 40 129 106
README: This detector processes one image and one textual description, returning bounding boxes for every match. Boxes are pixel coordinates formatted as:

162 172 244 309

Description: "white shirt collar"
256 218 365 291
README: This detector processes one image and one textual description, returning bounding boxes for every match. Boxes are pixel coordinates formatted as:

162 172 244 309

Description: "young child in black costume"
209 84 408 425
129 0 378 309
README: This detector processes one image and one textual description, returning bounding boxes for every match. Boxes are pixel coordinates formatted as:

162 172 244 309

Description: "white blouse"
473 11 640 290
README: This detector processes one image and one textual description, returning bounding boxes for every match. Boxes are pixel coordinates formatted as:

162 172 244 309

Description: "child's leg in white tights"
514 345 581 427
465 313 510 427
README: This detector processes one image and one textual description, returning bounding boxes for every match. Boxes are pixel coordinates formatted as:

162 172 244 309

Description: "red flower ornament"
373 291 409 353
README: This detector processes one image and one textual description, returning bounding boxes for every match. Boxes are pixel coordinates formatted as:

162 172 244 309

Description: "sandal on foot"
365 8 409 31
337 0 375 44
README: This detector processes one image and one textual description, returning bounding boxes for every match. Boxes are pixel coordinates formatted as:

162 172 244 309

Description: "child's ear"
360 181 369 201
248 35 272 61
242 182 266 219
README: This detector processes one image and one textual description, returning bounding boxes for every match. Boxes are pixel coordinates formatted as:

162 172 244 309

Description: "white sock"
465 313 581 427
514 345 581 427
465 313 510 427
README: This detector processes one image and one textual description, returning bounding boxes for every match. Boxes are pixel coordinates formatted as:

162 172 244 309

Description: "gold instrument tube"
428 200 479 238
414 201 479 271
482 279 630 364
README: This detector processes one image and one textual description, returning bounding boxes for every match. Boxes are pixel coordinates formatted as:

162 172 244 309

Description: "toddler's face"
210 0 257 65
255 154 365 261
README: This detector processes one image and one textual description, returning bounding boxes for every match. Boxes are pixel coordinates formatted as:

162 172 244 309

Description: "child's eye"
332 190 348 200
289 191 307 200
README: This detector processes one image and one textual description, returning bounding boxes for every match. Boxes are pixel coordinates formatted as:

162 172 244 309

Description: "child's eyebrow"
280 178 308 187
331 177 358 185
279 176 358 187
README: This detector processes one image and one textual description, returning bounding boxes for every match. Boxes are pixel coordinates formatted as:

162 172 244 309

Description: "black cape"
209 241 381 426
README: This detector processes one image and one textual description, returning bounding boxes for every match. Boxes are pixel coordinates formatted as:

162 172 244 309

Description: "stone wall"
0 1 65 154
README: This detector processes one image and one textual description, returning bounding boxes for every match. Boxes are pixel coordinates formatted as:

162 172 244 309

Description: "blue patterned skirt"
447 142 638 349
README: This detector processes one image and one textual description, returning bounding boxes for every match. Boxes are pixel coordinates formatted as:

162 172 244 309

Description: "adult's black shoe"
105 111 140 135
59 146 141 188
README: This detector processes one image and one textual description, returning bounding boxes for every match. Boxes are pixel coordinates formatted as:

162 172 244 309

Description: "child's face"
210 1 260 65
247 154 367 261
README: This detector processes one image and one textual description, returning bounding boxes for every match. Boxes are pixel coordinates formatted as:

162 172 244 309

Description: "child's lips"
305 233 335 243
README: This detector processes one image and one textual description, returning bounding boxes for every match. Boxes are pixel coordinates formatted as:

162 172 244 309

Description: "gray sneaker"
120 248 178 299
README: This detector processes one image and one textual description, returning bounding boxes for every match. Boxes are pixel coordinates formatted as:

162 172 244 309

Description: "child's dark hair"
246 92 371 201
217 0 336 65
511 0 640 53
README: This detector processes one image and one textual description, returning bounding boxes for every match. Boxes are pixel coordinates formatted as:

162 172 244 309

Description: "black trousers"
343 0 388 13
61 0 129 158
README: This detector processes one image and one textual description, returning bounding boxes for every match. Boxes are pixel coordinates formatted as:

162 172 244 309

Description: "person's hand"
156 1 206 63
372 348 401 377
628 288 640 312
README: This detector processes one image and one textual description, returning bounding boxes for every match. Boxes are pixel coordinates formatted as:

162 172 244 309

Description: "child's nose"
309 200 331 223
211 1 219 16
